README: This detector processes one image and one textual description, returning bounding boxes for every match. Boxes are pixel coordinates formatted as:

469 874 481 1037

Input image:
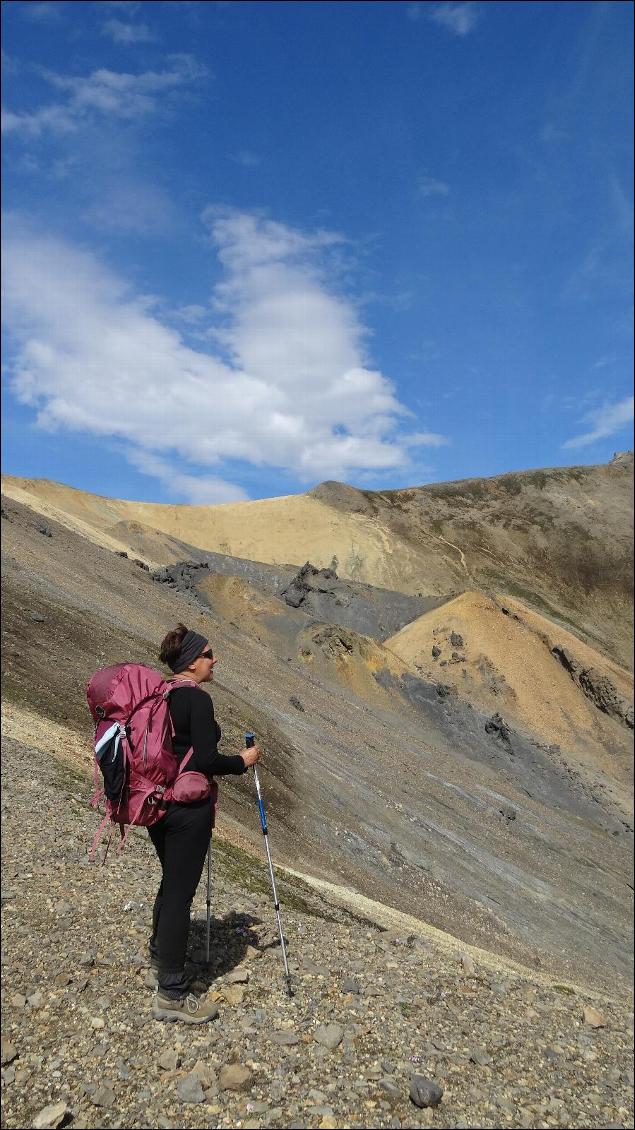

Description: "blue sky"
2 0 633 503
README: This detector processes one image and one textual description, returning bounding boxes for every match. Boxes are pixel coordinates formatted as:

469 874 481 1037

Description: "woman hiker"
150 623 261 1023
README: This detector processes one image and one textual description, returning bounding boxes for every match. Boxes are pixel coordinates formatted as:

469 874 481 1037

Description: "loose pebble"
31 1101 69 1129
313 1023 345 1050
584 1006 606 1028
219 1063 253 1092
409 1075 444 1109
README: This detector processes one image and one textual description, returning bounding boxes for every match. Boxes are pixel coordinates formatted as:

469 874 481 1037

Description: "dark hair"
159 623 189 668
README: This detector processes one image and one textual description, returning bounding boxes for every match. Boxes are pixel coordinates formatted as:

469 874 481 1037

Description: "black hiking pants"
148 798 213 997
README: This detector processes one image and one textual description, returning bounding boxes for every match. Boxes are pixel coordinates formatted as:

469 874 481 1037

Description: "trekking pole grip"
245 731 267 834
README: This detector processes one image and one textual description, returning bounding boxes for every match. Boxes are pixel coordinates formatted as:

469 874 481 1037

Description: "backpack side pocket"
95 722 126 803
171 771 211 804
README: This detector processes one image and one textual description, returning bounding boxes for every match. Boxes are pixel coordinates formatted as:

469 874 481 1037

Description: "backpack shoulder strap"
164 680 199 774
179 747 195 772
163 678 200 697
164 680 208 778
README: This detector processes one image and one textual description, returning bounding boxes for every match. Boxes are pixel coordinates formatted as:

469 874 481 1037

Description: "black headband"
170 630 208 673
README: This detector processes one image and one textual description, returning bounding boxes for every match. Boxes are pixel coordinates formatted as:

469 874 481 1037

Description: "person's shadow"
186 910 284 990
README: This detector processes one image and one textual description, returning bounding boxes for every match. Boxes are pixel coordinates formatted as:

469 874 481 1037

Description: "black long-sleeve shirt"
168 685 247 779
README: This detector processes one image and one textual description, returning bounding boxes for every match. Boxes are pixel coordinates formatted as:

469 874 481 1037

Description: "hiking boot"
152 991 219 1024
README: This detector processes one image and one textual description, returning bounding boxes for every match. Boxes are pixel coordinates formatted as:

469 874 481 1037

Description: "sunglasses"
199 648 215 661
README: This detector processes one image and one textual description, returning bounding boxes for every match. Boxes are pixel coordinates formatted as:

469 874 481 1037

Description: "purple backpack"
87 664 217 860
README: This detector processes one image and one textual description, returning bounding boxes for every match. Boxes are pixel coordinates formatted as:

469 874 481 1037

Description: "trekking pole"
245 732 292 997
205 843 212 963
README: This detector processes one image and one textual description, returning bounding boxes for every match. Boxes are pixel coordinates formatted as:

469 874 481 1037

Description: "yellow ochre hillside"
2 453 633 672
385 591 633 780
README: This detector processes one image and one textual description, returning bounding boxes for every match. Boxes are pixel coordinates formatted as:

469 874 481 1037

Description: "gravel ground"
1 734 633 1130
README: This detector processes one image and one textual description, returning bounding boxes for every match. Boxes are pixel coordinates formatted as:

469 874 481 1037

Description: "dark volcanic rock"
152 560 211 593
552 645 633 730
485 712 512 744
148 550 445 642
281 562 339 608
436 683 455 698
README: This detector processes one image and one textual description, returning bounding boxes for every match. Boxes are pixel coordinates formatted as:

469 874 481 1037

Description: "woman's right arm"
187 691 254 776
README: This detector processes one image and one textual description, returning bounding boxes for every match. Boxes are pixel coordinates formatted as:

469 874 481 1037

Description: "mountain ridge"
3 453 632 668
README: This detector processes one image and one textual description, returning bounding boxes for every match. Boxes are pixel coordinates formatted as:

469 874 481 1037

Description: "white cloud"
1 50 22 76
19 2 63 21
125 450 247 504
563 396 634 450
102 18 156 44
429 3 481 37
2 55 207 137
230 149 261 168
418 175 450 199
1 104 77 138
541 121 568 144
2 211 448 498
174 304 209 325
101 1 143 11
45 54 206 111
404 431 448 448
608 173 634 239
